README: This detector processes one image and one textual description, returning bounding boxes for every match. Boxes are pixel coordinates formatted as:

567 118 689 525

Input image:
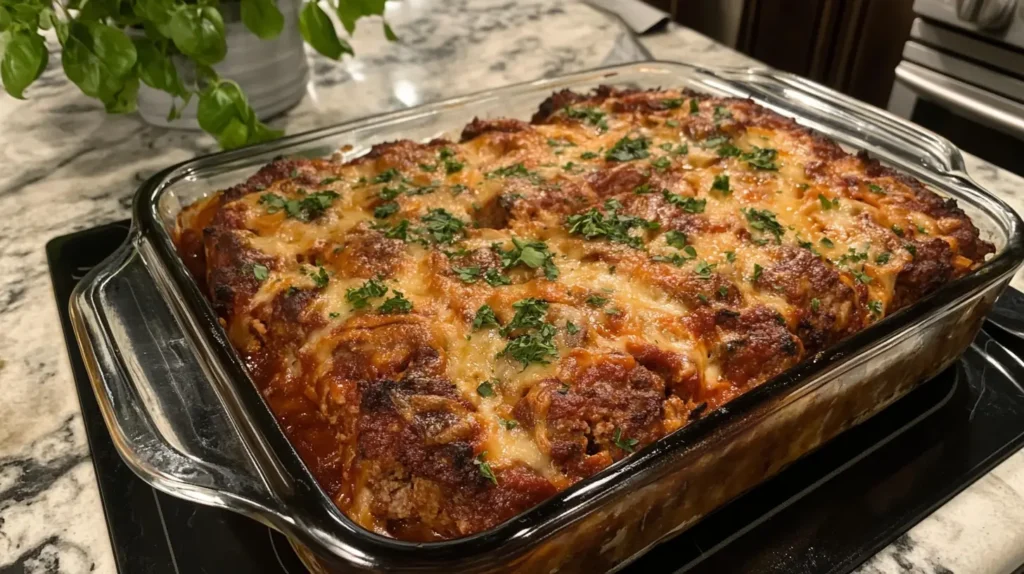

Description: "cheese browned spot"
174 86 993 542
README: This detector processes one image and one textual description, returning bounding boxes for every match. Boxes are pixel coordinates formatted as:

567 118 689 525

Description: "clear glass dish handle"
70 237 285 520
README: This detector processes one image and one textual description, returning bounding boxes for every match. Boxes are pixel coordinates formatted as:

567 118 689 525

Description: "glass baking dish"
70 61 1024 573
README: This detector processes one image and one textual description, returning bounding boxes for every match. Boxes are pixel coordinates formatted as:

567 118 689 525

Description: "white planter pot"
137 0 309 129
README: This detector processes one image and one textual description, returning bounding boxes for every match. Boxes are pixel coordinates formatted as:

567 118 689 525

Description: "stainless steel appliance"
889 0 1024 176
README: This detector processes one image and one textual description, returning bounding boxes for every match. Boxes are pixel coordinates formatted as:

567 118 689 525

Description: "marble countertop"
2 1 1023 572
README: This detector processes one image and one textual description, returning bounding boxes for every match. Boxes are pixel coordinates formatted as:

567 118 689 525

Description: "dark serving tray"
48 221 1024 574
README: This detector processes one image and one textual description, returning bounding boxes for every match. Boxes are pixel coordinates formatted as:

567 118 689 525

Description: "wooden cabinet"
649 0 914 108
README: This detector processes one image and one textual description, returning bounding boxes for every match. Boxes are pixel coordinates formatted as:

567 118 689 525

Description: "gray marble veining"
2 3 1023 573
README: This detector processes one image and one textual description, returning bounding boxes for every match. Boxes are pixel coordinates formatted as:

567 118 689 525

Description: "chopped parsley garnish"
713 106 733 121
374 201 399 219
711 174 731 195
868 300 883 315
851 269 873 284
651 156 672 172
811 298 821 312
345 278 388 310
660 98 684 109
252 263 269 281
665 230 688 249
328 312 341 319
818 194 840 210
580 151 599 160
419 209 466 244
605 135 651 162
557 382 570 395
742 208 785 243
565 201 659 249
563 106 609 131
476 380 496 397
486 162 542 184
875 252 891 264
892 224 905 237
689 99 700 114
473 305 500 329
259 193 287 213
916 224 928 235
483 269 512 286
752 263 763 282
453 266 482 283
565 321 580 335
499 418 518 430
500 238 559 280
438 147 464 174
725 251 736 263
613 427 639 453
904 243 917 257
500 323 558 367
562 161 583 174
868 183 887 195
372 168 400 184
663 190 707 213
718 286 729 298
820 237 834 249
697 294 708 304
379 185 404 200
717 143 742 158
500 298 548 336
450 184 469 196
605 307 622 316
585 295 608 307
383 219 410 240
547 138 576 148
741 146 778 170
378 291 413 314
310 266 329 288
319 177 340 185
694 261 717 279
666 119 679 127
419 163 437 173
474 452 498 485
634 183 653 195
261 191 340 222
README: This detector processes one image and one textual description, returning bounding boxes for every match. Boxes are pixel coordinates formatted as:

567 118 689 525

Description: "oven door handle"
894 61 1024 141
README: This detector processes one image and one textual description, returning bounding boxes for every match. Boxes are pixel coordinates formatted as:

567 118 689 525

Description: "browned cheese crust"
173 87 993 541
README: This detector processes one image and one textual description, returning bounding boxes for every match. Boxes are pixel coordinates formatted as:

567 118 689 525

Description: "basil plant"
0 0 394 148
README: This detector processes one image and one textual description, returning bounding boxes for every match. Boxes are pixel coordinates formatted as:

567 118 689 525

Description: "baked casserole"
174 87 993 542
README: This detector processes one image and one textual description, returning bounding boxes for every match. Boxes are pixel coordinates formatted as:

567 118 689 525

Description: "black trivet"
47 221 1024 574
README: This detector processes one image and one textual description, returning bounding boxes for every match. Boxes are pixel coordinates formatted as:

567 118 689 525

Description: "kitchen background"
644 0 1024 177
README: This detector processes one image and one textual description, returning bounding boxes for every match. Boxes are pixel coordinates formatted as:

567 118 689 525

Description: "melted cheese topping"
174 88 991 541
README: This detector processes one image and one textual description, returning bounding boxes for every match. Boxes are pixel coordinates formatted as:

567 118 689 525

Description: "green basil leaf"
241 0 284 40
62 21 137 102
299 2 350 60
248 120 283 144
0 7 11 32
36 8 52 30
1 31 48 99
382 21 397 41
104 73 138 113
133 37 187 97
336 0 386 35
135 0 176 34
197 80 247 135
78 0 119 21
168 6 226 65
9 3 42 25
217 116 250 149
